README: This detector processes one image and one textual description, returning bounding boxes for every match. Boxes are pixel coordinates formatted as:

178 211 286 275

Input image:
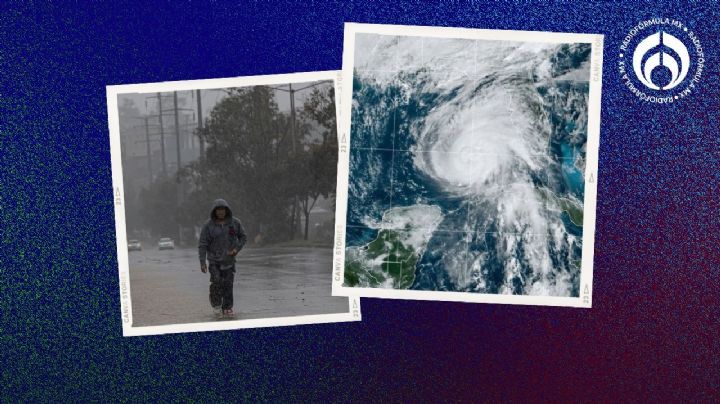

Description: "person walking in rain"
198 199 247 319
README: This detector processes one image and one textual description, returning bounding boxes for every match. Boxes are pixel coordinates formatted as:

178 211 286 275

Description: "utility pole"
269 81 328 240
157 92 167 176
288 83 299 238
130 115 157 183
197 89 205 159
173 91 184 244
173 91 182 174
289 83 297 154
144 116 152 180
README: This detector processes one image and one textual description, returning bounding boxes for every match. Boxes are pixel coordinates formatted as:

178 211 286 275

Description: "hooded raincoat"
198 199 247 270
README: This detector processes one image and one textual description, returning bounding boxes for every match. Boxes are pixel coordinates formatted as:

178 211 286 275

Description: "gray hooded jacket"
198 199 247 269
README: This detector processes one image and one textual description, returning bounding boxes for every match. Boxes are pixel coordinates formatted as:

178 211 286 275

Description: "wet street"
127 246 348 327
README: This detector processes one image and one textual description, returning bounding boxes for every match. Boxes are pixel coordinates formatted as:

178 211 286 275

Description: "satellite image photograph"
341 28 599 301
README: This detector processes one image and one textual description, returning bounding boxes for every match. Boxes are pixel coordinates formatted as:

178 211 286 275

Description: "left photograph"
107 71 360 336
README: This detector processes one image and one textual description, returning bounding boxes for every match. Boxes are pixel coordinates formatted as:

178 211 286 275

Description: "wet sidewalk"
127 246 348 327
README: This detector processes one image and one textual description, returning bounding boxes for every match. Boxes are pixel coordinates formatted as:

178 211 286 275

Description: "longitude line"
465 39 478 283
390 35 401 213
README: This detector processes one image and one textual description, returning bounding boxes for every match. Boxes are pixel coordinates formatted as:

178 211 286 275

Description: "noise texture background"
1 2 718 401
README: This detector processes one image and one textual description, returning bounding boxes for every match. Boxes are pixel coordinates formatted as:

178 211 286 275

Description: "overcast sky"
118 80 331 122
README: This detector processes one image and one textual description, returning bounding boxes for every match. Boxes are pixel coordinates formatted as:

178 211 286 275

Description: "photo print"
108 71 360 336
332 24 603 307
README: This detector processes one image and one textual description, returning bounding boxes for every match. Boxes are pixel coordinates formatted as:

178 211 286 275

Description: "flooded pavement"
127 246 349 327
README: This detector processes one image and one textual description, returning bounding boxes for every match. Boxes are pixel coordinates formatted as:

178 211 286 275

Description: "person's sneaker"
212 306 223 319
223 308 235 319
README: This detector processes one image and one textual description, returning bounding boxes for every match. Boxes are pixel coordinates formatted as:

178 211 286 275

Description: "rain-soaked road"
127 246 348 327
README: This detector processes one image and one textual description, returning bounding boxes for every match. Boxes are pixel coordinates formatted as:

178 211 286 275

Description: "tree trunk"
289 200 296 240
304 209 310 240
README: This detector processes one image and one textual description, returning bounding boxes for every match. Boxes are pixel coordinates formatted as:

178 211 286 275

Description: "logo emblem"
633 32 689 90
619 19 704 103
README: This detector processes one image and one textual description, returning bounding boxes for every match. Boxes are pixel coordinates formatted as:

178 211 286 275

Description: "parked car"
158 237 175 250
128 239 142 252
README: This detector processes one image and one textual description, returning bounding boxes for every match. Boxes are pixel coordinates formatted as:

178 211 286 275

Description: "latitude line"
352 146 569 158
344 224 549 237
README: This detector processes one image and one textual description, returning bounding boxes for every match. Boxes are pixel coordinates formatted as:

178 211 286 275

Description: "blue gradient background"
1 2 718 401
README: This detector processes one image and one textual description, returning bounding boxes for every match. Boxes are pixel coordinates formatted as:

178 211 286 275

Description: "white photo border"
331 23 604 308
107 70 361 336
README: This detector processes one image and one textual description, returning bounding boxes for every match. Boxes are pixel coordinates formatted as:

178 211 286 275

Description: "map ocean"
345 36 589 297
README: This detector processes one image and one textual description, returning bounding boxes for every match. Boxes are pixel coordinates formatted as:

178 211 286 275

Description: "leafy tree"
296 84 338 240
181 86 295 242
154 82 341 244
301 84 337 145
296 142 338 239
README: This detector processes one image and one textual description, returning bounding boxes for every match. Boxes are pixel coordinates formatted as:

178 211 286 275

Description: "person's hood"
210 198 233 220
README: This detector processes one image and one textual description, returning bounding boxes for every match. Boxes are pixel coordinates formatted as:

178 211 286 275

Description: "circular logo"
619 18 705 103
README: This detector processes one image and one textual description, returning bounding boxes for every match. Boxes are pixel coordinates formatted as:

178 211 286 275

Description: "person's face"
215 207 227 219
